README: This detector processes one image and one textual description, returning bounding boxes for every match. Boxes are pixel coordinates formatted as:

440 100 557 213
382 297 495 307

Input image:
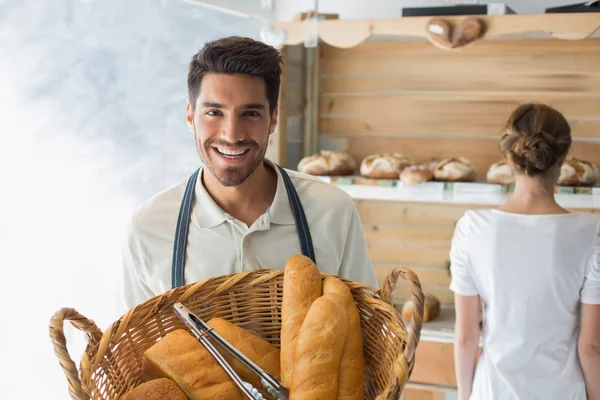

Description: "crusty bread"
486 160 515 185
401 293 440 323
557 158 598 186
400 165 434 185
434 157 476 182
290 293 349 400
207 317 280 400
120 378 187 400
280 255 322 387
297 150 356 176
142 329 243 400
322 277 365 400
360 153 413 179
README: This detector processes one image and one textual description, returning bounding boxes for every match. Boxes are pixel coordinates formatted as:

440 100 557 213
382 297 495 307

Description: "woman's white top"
449 209 600 400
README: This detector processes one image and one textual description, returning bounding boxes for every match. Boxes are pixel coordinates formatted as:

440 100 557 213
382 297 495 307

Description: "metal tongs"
173 303 289 400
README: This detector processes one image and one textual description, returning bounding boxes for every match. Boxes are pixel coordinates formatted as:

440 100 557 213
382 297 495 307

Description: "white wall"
274 0 578 21
0 0 259 398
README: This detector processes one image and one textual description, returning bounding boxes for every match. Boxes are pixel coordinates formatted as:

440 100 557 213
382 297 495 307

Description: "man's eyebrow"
240 103 266 110
201 102 225 108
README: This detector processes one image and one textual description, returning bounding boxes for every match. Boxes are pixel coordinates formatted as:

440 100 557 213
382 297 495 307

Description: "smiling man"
120 36 377 311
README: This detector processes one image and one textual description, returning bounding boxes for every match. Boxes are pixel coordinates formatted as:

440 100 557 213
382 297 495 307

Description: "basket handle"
49 308 103 400
378 267 424 363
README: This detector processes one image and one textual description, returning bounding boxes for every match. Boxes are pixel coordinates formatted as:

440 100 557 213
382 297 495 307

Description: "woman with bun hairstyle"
450 103 600 400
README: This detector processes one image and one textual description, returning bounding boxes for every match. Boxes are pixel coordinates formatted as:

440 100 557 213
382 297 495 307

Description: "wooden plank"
342 137 600 180
409 342 483 387
355 199 475 226
321 39 600 58
409 341 458 387
364 224 454 247
375 264 452 287
369 243 450 267
319 96 600 139
320 39 600 95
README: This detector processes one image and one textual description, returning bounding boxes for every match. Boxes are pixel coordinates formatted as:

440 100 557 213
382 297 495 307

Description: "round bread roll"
433 157 476 182
400 165 434 185
360 153 413 179
401 293 440 323
557 158 598 186
486 160 515 185
424 158 441 172
297 150 356 176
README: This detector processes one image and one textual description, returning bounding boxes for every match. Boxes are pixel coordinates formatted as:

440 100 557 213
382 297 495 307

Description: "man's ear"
186 100 195 133
269 107 279 135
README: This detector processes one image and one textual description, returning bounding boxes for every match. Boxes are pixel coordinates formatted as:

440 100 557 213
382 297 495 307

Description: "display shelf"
316 176 600 209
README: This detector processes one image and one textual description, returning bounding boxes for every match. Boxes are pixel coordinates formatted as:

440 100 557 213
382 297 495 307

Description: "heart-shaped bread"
425 17 485 50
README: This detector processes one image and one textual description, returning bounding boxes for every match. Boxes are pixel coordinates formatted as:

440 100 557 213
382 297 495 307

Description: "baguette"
281 254 322 387
208 317 281 399
323 276 365 400
290 293 348 400
141 329 243 400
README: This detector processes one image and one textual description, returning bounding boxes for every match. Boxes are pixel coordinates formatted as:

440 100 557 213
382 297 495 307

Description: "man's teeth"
216 148 248 156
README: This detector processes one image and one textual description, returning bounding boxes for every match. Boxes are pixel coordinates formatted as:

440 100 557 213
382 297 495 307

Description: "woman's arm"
454 293 481 400
579 303 600 400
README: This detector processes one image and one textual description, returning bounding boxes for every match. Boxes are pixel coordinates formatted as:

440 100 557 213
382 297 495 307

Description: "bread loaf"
434 157 476 182
322 277 365 400
486 160 515 185
280 255 322 387
297 150 356 176
120 378 187 400
207 317 280 399
142 329 243 400
557 158 598 186
360 153 413 179
400 165 434 185
290 293 349 400
401 293 440 323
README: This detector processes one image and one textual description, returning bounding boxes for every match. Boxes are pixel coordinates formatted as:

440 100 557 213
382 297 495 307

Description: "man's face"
186 73 278 187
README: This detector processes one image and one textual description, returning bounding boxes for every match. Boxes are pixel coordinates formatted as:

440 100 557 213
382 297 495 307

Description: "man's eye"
244 111 261 117
206 110 222 116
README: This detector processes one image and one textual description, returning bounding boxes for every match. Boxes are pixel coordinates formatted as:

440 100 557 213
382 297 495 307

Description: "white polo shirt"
120 159 378 311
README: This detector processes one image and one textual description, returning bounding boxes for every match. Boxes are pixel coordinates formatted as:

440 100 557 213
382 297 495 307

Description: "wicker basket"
50 268 424 400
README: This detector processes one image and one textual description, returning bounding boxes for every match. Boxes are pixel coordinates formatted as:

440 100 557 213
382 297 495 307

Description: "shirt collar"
193 159 296 228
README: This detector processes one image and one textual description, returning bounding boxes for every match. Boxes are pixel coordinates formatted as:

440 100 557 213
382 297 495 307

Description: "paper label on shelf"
398 181 445 194
593 187 600 207
453 182 505 203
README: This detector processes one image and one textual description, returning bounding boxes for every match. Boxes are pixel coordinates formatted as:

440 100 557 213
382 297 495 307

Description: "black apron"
171 165 316 288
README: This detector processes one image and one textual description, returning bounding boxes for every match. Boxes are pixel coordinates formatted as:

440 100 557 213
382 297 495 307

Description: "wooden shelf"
315 176 599 209
273 13 600 49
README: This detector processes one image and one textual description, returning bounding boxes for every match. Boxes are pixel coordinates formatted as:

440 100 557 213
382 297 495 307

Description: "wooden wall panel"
319 38 600 180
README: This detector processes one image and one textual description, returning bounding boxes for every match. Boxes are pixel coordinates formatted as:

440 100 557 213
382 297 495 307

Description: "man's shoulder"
130 176 189 231
286 168 355 209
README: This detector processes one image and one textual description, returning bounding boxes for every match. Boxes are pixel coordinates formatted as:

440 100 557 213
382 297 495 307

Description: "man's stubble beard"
194 126 270 187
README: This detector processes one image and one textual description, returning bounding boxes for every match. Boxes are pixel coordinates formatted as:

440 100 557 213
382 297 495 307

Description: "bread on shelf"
433 157 476 182
400 165 434 185
401 293 440 323
360 153 414 179
486 160 515 185
557 158 598 186
297 150 357 176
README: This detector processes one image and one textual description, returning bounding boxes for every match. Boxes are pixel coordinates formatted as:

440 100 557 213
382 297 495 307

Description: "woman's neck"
499 173 568 215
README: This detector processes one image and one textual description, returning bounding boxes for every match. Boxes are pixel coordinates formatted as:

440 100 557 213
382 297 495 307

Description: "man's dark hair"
188 36 283 114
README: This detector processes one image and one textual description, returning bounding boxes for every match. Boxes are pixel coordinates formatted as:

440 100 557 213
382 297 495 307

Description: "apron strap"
171 168 200 288
171 165 316 288
276 165 317 264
